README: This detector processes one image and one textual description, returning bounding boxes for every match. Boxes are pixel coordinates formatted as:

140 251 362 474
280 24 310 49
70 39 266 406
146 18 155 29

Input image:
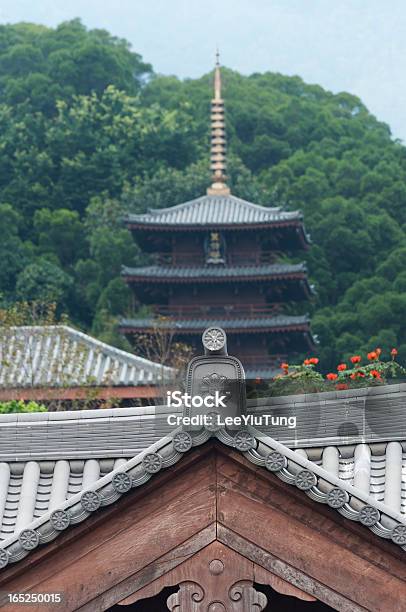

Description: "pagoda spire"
207 50 230 196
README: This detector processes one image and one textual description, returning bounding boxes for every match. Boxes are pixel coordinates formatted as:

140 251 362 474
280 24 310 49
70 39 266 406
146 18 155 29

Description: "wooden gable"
0 443 405 611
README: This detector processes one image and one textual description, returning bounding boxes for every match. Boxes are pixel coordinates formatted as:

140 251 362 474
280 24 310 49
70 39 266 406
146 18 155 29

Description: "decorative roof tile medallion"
81 491 102 512
391 524 406 545
265 451 287 472
327 488 349 509
173 431 193 453
142 452 163 474
202 327 227 352
359 505 380 527
234 429 255 452
295 470 317 491
50 510 70 531
112 472 132 493
19 529 39 551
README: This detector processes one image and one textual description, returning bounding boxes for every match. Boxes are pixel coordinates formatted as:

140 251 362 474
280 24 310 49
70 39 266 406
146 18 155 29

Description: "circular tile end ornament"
234 430 255 452
173 431 193 453
202 327 226 352
295 469 317 491
391 524 406 545
19 529 39 551
50 509 70 531
359 505 380 527
142 452 162 474
81 490 101 512
265 451 286 472
112 472 132 494
327 488 349 509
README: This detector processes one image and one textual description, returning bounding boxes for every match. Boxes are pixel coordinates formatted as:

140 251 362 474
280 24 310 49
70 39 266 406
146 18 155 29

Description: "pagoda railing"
152 251 283 267
239 354 287 369
151 303 283 318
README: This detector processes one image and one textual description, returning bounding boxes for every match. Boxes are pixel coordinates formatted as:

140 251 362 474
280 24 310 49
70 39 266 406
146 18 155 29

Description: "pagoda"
120 55 315 379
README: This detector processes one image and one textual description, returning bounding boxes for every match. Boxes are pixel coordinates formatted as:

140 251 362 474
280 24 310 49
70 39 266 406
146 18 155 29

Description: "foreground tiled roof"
122 262 308 282
120 315 311 333
1 383 406 568
0 326 174 388
0 413 405 570
0 406 179 462
126 194 305 228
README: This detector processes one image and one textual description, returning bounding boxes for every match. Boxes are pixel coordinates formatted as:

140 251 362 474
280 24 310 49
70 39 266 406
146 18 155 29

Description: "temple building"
0 329 404 610
0 326 174 406
120 56 315 379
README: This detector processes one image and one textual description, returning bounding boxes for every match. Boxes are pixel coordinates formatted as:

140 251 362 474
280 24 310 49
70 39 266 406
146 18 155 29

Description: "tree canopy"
0 19 405 368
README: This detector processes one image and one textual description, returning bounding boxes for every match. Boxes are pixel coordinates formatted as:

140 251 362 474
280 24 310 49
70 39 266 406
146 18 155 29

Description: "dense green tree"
33 208 86 266
0 204 29 291
16 259 73 305
0 20 404 367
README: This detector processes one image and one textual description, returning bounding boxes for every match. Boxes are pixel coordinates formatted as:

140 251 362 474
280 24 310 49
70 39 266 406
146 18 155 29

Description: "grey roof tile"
120 315 311 332
126 194 304 228
122 262 307 280
0 325 174 389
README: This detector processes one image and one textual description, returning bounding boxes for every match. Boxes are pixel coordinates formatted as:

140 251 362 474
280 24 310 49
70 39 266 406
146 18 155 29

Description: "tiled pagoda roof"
119 315 311 334
125 194 308 233
121 262 308 283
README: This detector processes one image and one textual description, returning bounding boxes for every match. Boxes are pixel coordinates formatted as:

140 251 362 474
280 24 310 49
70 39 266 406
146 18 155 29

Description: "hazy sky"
1 1 406 140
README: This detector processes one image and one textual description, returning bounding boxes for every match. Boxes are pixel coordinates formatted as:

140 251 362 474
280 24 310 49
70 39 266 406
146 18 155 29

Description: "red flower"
336 383 349 390
337 363 347 371
350 373 357 380
367 351 378 361
370 369 381 379
280 362 289 371
304 357 318 366
391 348 398 360
350 355 361 364
326 373 338 381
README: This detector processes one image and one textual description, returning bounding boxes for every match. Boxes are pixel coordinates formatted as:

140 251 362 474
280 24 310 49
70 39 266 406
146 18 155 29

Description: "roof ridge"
128 193 286 218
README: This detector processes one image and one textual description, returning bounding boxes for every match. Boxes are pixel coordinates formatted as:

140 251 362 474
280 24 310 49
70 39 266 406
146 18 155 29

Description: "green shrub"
0 400 47 413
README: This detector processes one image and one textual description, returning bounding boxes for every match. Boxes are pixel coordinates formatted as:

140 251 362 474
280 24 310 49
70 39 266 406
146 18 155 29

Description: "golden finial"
207 49 230 196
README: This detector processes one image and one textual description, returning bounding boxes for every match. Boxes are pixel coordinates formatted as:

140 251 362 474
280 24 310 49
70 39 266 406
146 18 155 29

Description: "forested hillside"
1 19 405 369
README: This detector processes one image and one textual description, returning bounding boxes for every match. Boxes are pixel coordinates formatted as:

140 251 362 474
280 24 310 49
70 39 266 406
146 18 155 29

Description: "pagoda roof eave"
127 219 305 231
121 263 310 285
124 194 309 241
119 315 313 336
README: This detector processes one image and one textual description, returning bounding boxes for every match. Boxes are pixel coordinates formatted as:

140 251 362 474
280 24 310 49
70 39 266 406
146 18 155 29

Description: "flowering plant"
267 348 405 396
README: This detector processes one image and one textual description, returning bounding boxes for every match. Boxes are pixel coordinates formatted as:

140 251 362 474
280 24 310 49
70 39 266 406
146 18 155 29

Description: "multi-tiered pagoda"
120 56 315 379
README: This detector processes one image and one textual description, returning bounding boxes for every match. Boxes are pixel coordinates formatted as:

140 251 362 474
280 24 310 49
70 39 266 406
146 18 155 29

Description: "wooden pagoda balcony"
150 303 283 319
152 251 282 266
238 354 287 371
